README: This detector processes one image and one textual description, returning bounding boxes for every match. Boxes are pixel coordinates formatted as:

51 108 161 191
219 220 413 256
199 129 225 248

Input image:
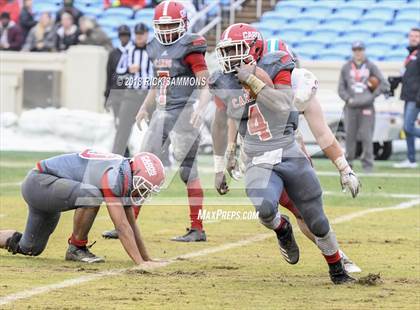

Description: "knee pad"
308 216 330 237
179 161 198 184
5 232 23 255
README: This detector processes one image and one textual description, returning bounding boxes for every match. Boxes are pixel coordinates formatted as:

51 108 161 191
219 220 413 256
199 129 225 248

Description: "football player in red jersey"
219 28 362 273
210 23 357 284
130 0 210 242
0 150 165 266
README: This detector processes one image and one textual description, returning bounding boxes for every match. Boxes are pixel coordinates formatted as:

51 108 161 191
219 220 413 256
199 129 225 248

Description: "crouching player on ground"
0 150 165 265
210 23 357 284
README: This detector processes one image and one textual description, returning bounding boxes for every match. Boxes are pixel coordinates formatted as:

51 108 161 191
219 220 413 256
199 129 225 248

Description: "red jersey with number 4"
209 50 298 157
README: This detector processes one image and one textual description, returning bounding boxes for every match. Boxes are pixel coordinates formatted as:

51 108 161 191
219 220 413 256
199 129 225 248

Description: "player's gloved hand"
340 167 360 198
235 63 257 83
215 171 229 195
136 108 149 129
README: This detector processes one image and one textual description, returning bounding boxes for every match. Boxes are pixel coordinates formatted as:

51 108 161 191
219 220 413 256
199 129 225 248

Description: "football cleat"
102 229 119 239
65 243 105 263
329 259 356 284
341 251 362 273
171 228 207 242
5 231 23 254
276 215 300 265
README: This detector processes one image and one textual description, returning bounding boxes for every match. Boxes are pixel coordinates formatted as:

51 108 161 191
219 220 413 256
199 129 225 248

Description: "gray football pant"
18 170 101 256
245 143 330 237
344 106 375 170
141 106 200 183
111 90 146 156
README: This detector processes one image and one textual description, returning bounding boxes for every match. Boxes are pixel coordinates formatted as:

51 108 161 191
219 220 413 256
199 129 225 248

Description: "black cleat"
276 215 299 265
65 243 105 263
102 229 119 239
171 228 207 242
5 232 23 254
329 259 356 284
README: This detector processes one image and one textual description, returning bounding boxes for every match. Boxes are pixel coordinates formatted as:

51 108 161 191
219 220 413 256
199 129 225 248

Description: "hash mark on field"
0 199 419 306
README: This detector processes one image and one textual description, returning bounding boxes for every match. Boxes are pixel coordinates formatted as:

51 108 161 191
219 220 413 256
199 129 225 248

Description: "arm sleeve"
338 65 351 102
184 52 208 74
273 70 292 86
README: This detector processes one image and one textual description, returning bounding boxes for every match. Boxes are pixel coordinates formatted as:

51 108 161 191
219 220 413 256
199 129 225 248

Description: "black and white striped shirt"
128 45 154 90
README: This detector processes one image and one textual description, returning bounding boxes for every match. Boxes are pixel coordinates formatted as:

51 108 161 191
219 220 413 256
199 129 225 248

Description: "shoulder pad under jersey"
146 38 158 59
180 33 207 55
258 51 295 80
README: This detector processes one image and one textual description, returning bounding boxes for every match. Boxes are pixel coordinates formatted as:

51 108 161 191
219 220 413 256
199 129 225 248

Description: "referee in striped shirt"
111 22 153 156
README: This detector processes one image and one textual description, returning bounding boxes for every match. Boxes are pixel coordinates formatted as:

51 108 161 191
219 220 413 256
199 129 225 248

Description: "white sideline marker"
0 198 419 306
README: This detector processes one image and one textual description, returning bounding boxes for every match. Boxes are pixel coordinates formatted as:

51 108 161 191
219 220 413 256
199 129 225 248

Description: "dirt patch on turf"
368 238 407 244
211 265 240 270
167 270 206 277
125 269 159 276
356 273 383 286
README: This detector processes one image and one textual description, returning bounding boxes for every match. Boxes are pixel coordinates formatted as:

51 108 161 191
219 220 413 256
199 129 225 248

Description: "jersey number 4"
157 70 170 106
247 104 272 141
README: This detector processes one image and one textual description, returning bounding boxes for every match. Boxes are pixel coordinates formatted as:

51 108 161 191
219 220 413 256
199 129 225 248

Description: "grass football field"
0 151 419 309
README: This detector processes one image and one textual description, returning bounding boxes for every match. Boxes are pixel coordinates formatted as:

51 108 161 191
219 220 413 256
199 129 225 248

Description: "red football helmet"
216 23 265 74
130 152 165 205
153 1 188 45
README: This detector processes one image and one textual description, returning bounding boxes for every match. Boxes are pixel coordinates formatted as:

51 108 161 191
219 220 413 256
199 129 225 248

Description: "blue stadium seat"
32 3 59 14
371 1 405 10
386 49 409 59
376 30 408 44
316 52 348 61
275 2 305 12
366 42 394 59
287 18 321 30
385 55 406 62
135 8 155 20
395 8 420 21
97 17 123 30
279 29 307 44
389 20 420 33
339 1 373 9
102 7 134 19
323 17 354 29
294 41 326 56
363 7 395 21
355 18 388 30
300 6 333 19
330 42 352 54
332 7 364 20
295 51 315 60
256 20 283 34
336 30 373 43
80 6 103 18
306 30 340 45
271 5 302 17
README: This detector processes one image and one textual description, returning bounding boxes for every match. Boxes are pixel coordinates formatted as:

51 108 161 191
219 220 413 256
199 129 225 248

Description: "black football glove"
215 172 229 195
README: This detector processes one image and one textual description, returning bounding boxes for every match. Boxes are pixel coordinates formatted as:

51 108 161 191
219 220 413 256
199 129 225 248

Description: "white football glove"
291 68 318 111
340 166 361 198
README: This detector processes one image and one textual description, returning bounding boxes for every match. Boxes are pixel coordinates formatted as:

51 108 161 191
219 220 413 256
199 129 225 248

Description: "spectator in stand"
0 0 20 23
19 0 36 40
22 12 55 52
56 0 83 25
55 12 79 51
393 28 420 169
0 11 23 51
338 41 389 173
78 16 112 51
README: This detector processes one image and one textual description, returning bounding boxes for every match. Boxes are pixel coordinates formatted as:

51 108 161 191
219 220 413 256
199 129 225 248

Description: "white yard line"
316 171 420 178
0 182 21 187
0 198 419 306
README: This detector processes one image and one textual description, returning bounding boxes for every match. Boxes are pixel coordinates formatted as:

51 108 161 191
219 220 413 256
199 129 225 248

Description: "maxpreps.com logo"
242 31 262 40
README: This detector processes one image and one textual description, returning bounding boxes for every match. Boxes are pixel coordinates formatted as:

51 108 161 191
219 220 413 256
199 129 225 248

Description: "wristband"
214 155 225 173
334 155 351 173
245 74 266 96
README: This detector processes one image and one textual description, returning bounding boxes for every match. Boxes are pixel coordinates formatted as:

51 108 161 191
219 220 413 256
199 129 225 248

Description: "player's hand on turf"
225 143 240 180
215 172 229 195
235 63 257 83
136 109 149 129
340 168 361 198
